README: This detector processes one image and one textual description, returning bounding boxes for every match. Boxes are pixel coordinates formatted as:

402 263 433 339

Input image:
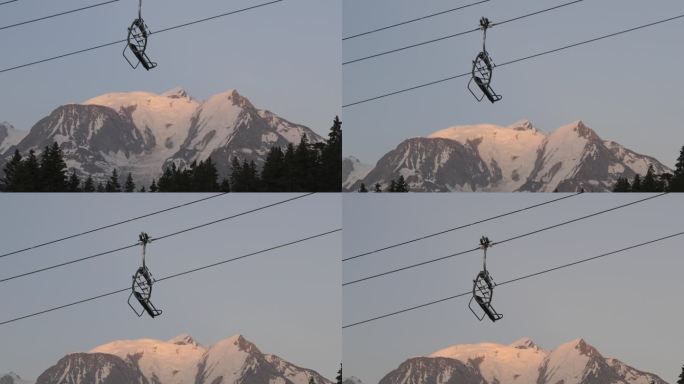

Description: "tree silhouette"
106 169 121 192
124 173 136 192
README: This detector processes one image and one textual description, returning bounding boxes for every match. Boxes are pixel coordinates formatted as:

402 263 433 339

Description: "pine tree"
39 143 68 191
191 158 219 191
394 175 409 192
229 157 244 191
19 150 40 191
67 171 81 192
320 116 342 192
106 169 121 192
294 134 315 191
677 365 684 384
671 145 684 192
283 143 296 191
631 174 642 192
96 182 106 192
261 146 286 191
1 149 22 191
675 146 684 178
359 183 368 192
613 177 631 192
157 165 176 192
220 178 231 192
150 179 158 192
642 165 659 192
124 173 136 192
387 179 397 192
336 364 342 384
374 183 382 192
139 186 147 192
241 160 261 192
83 175 95 192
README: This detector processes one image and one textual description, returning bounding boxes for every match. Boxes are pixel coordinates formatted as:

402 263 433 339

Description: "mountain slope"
0 122 26 154
351 120 670 192
342 156 372 190
2 88 323 185
0 372 33 384
35 353 148 384
379 338 667 384
34 334 331 384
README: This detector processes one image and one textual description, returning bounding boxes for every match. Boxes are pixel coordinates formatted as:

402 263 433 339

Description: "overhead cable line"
342 12 684 108
0 193 229 260
343 192 581 262
343 229 684 329
0 0 283 74
0 0 19 6
0 193 315 284
342 0 490 41
0 0 120 32
343 0 584 65
343 193 667 286
0 228 341 326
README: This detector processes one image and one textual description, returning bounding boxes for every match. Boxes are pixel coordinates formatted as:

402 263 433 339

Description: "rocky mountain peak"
567 338 601 358
169 333 200 347
227 334 260 354
211 88 255 110
508 119 538 132
162 87 190 99
510 337 538 350
557 120 599 141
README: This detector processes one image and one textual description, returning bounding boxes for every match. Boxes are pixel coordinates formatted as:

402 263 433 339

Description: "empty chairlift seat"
467 17 502 103
128 232 163 318
123 0 157 70
468 236 503 322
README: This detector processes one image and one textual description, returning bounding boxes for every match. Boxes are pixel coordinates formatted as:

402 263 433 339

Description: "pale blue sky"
0 0 340 135
343 0 684 167
343 194 684 384
0 193 341 380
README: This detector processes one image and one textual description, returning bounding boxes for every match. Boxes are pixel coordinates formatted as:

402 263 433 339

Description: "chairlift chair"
468 236 503 322
128 232 162 318
467 17 502 103
123 0 157 70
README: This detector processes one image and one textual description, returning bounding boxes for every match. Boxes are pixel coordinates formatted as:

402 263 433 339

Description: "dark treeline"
357 175 409 192
0 117 342 192
613 146 684 192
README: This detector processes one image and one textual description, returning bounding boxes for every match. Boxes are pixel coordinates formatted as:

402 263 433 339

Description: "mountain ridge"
20 333 331 384
1 88 323 185
378 337 667 384
345 120 670 192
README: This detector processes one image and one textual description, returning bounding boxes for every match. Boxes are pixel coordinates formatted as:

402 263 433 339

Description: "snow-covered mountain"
379 338 667 384
0 372 33 384
1 89 322 185
0 122 26 155
348 120 670 192
34 334 331 384
342 377 365 384
342 156 372 190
